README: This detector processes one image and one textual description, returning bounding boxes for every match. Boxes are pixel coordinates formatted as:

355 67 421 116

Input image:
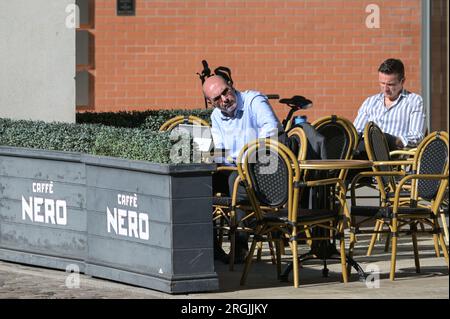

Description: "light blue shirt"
353 90 425 147
211 90 282 163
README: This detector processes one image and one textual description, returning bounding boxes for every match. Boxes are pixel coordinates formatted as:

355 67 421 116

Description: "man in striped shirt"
353 58 425 151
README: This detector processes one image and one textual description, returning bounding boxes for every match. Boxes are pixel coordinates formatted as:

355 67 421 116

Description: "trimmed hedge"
0 118 172 163
0 118 98 153
92 125 172 163
76 109 213 130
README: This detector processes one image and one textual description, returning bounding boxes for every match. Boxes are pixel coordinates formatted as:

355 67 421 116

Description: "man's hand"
395 137 404 149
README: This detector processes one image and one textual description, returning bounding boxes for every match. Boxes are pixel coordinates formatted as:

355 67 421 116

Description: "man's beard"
222 103 236 116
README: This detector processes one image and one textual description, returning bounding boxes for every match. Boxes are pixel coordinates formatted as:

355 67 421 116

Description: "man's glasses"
208 87 232 108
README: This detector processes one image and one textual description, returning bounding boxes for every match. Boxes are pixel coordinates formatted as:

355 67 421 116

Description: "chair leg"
434 216 450 267
280 238 286 255
433 235 441 257
275 239 282 279
419 221 426 232
256 241 263 261
338 223 348 283
438 233 449 267
411 223 421 273
431 219 441 257
384 232 391 253
265 233 277 264
389 217 398 281
347 223 356 276
291 236 300 288
376 221 383 242
305 228 313 247
367 220 383 256
217 217 224 247
440 212 449 243
229 232 236 271
240 237 258 286
267 239 277 265
229 210 236 271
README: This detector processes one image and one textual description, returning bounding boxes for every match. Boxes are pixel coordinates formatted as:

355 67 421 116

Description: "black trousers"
213 169 249 252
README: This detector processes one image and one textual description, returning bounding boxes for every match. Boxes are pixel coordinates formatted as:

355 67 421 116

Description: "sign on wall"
117 0 135 16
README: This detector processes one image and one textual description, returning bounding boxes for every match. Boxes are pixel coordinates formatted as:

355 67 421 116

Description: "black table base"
279 241 367 282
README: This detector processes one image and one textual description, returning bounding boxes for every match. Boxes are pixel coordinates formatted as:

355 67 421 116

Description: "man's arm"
353 98 370 133
399 95 425 148
210 112 236 165
250 95 282 138
210 113 224 150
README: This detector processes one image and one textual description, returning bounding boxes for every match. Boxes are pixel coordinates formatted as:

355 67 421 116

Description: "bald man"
203 75 282 164
203 75 282 263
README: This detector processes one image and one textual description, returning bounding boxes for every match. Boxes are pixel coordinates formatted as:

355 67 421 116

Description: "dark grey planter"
0 146 218 293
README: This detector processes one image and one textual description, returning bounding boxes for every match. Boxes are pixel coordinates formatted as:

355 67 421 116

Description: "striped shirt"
353 90 425 147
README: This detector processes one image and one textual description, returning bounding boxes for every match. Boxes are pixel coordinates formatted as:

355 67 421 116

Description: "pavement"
0 232 448 300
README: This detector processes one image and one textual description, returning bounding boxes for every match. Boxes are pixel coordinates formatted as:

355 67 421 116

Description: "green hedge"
92 125 172 163
0 118 173 163
1 108 214 163
76 109 213 130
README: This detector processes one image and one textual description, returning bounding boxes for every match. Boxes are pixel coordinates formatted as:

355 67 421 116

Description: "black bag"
278 131 300 157
281 123 328 160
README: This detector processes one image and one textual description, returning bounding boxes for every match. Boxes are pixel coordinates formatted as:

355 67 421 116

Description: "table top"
298 159 373 170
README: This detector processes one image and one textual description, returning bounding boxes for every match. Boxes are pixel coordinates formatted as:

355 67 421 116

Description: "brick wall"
91 0 422 123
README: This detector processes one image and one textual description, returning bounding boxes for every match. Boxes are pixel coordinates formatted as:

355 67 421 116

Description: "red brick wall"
91 0 422 123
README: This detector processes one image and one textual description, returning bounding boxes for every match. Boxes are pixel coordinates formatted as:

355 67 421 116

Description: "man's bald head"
202 75 237 116
202 75 228 94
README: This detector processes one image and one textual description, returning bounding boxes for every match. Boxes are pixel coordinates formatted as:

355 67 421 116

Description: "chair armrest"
389 149 416 157
372 160 413 167
350 170 405 186
392 173 449 212
305 177 344 188
216 165 238 172
394 173 449 193
350 170 406 205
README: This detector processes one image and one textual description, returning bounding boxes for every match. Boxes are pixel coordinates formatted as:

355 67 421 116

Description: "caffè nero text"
106 193 149 240
22 181 67 225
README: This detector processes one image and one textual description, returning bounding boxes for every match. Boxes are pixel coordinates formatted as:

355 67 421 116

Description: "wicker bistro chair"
350 131 449 280
211 165 257 270
158 115 210 132
349 122 415 257
272 116 358 280
212 127 309 270
311 115 358 181
310 115 359 221
388 146 450 244
439 188 449 243
237 138 348 288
